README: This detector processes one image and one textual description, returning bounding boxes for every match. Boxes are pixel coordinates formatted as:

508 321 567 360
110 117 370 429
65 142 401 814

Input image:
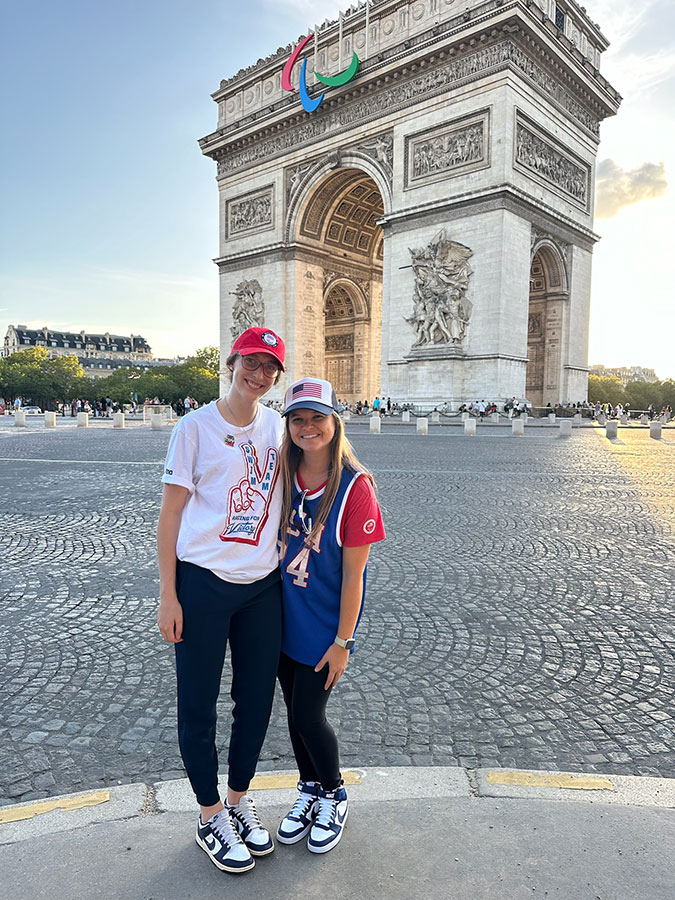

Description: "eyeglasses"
241 356 280 377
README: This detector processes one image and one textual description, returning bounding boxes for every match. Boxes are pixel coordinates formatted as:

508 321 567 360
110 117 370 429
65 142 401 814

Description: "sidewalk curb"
1 766 674 846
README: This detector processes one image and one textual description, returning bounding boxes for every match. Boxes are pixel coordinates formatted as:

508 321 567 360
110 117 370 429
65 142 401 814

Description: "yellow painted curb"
487 771 614 791
250 771 362 790
0 790 111 825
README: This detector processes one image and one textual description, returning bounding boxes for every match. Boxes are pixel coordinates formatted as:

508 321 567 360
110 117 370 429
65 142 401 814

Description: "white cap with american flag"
282 377 339 417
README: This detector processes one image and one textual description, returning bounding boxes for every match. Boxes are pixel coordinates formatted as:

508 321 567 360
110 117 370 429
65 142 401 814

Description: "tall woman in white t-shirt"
157 327 285 875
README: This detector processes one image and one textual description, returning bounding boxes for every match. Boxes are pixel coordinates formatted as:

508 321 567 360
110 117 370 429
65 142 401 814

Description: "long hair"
279 412 373 549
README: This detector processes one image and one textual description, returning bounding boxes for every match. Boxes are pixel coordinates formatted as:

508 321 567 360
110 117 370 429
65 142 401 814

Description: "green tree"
587 375 626 406
188 346 220 376
624 380 663 411
0 347 86 409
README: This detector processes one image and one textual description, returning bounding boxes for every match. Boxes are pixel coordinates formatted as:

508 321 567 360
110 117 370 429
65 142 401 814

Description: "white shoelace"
210 811 243 847
288 792 315 819
232 796 264 833
314 797 337 828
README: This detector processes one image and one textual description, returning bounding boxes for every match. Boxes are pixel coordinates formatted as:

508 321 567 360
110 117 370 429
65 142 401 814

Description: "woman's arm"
315 543 371 689
157 483 190 643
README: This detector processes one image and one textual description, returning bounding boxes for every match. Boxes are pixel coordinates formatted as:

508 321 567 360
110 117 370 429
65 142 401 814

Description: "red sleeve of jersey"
340 474 386 547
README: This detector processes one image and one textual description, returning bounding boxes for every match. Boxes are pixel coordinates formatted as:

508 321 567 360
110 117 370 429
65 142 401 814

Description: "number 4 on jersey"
285 526 325 587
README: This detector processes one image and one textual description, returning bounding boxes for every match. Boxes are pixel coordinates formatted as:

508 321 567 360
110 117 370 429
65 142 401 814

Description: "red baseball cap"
231 327 285 371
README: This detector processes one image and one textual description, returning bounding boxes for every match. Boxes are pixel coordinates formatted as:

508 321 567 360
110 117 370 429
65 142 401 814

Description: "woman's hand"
315 643 350 690
157 595 184 643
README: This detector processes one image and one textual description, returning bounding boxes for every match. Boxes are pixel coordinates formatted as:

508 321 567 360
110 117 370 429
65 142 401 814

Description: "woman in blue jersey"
275 377 385 854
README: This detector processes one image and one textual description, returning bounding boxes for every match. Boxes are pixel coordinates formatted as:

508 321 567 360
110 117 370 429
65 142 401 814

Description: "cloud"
595 159 667 217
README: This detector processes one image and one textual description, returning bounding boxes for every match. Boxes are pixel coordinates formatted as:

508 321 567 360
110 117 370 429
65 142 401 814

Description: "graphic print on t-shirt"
220 442 279 545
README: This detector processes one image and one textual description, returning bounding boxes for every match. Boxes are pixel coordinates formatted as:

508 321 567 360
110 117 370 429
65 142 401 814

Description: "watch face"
345 638 356 650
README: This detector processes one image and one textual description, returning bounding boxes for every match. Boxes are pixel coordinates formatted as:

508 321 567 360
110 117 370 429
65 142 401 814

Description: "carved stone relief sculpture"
407 114 487 186
357 133 394 183
230 279 265 341
515 122 588 207
227 189 273 236
406 229 474 348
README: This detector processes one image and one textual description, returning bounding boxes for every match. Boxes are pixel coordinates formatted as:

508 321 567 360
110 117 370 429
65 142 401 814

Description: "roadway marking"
0 790 111 824
250 771 362 790
486 771 614 791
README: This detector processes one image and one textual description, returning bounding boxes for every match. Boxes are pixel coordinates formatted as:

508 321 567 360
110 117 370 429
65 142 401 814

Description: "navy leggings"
277 652 342 791
174 561 282 807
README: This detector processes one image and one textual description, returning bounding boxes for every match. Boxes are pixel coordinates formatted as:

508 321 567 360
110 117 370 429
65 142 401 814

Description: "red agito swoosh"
281 33 314 91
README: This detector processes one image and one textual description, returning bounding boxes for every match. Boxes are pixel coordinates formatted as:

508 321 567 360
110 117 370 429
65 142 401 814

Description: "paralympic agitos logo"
282 34 359 113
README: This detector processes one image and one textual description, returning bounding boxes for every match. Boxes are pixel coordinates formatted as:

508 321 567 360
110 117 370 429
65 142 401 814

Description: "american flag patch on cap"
292 382 323 399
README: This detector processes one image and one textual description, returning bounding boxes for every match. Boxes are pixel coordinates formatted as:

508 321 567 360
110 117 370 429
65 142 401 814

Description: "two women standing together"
157 327 384 874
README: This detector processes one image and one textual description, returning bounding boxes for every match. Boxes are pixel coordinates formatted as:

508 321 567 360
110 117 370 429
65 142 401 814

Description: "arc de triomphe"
200 0 620 406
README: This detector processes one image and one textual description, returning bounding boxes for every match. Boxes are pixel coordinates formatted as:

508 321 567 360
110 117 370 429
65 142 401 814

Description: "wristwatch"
334 635 356 651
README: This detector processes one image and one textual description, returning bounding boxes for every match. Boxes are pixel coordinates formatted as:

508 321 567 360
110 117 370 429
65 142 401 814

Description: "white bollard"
112 412 126 428
620 414 628 425
573 413 582 425
431 410 440 423
77 412 89 427
464 418 476 436
151 415 164 430
402 410 410 423
14 410 26 426
44 411 56 428
511 418 524 436
606 420 618 439
640 414 649 425
461 412 469 422
548 413 556 424
416 417 428 435
597 413 605 426
341 411 350 422
650 421 662 440
521 414 528 425
491 412 499 423
369 415 381 434
559 420 572 437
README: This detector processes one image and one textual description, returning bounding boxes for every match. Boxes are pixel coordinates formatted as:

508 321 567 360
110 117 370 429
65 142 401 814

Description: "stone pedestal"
650 421 662 440
77 412 89 428
573 413 582 425
464 418 476 436
431 411 440 423
14 410 26 426
620 414 628 425
606 420 618 439
491 412 499 423
113 413 126 428
44 412 56 428
597 414 605 426
402 411 410 423
521 414 528 425
151 416 164 431
640 414 649 425
548 413 556 424
416 417 428 435
461 412 469 422
341 411 350 422
559 420 572 437
512 418 524 436
370 415 381 434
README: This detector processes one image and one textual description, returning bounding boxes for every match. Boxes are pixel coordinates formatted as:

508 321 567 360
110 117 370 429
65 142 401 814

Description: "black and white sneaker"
307 785 348 854
228 794 274 856
196 809 255 873
277 780 319 844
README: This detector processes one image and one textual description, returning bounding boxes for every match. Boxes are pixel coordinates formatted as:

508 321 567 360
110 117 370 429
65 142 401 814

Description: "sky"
1 1 673 377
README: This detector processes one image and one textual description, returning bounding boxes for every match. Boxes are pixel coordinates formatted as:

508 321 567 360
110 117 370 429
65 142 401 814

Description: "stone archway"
291 167 384 403
526 241 569 406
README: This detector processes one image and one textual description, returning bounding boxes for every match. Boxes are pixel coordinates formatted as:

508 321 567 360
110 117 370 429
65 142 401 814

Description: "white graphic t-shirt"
162 401 283 584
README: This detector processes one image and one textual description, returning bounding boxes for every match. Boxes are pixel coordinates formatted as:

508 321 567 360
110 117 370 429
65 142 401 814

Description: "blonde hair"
279 412 374 548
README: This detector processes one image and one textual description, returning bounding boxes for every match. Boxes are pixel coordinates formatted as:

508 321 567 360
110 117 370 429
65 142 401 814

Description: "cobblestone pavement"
1 420 673 804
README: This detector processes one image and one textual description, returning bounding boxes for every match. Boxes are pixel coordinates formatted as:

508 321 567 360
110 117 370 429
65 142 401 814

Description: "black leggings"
174 561 282 807
277 652 342 791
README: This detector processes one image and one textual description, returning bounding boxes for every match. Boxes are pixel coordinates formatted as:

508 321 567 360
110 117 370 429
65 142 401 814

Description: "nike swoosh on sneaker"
335 809 347 825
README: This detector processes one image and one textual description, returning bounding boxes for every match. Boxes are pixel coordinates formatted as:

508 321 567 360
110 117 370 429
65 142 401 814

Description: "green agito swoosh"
314 51 359 86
